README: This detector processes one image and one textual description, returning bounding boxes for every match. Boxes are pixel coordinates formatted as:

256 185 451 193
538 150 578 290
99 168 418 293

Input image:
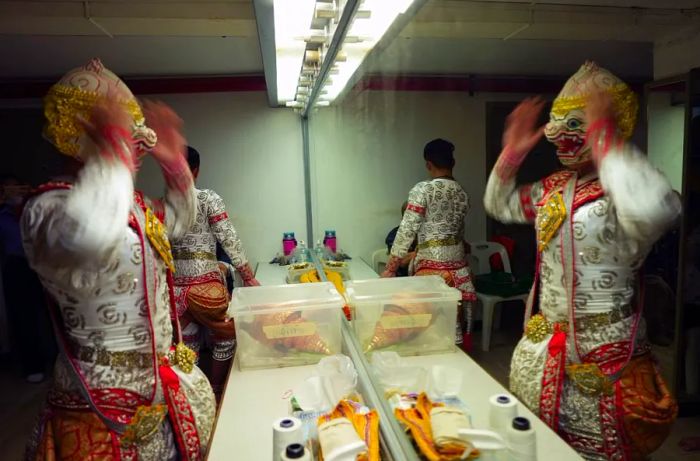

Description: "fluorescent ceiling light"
323 0 415 101
273 0 316 103
270 0 414 108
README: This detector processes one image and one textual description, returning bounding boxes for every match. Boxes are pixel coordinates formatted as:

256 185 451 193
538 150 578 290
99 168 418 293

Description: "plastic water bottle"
291 241 310 264
283 232 297 256
324 230 337 254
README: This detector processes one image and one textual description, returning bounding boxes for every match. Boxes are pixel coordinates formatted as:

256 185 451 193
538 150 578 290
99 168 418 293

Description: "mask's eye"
567 118 582 130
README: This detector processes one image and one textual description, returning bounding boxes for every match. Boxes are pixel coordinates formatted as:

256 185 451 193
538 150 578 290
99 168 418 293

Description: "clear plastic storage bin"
345 276 460 356
228 282 344 370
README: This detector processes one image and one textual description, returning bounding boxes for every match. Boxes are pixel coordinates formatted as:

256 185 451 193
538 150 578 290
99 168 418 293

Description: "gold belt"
525 305 634 343
73 345 153 369
417 236 461 250
172 250 217 261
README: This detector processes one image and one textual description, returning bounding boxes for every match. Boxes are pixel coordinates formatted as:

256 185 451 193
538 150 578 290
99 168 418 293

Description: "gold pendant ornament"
121 404 168 447
145 207 175 272
172 342 196 374
536 192 567 251
566 363 614 396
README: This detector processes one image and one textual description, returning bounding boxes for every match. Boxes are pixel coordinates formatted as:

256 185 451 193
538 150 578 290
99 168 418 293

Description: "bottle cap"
512 417 531 431
285 443 305 459
496 395 510 404
279 419 295 429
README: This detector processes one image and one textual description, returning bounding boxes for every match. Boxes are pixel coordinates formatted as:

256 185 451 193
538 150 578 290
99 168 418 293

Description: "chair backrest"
469 241 511 275
371 249 389 274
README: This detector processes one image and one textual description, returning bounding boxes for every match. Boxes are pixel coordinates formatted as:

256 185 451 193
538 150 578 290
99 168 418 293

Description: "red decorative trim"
160 363 202 461
539 326 567 430
536 171 604 212
583 341 630 369
406 203 426 215
0 75 266 99
415 259 467 271
600 386 627 460
560 430 606 458
174 271 222 286
519 184 537 221
237 263 258 286
208 212 229 225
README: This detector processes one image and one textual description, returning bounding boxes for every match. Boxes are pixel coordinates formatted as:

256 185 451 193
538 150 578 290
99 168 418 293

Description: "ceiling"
0 0 262 78
0 0 698 81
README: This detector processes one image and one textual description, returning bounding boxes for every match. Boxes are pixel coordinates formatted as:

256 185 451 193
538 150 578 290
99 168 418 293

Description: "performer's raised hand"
143 100 187 166
503 96 546 158
78 96 137 171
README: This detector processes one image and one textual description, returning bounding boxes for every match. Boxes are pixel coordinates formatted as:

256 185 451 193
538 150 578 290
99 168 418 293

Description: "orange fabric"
317 400 380 461
415 268 455 286
33 409 117 461
620 354 678 460
186 281 235 339
394 393 478 461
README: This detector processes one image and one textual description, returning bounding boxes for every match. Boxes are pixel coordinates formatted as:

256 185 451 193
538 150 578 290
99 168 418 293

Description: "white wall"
136 92 306 267
647 92 685 192
308 90 522 264
654 34 700 79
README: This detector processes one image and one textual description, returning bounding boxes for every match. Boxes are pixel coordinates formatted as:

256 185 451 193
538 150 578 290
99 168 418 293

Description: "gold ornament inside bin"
248 311 331 355
364 298 434 353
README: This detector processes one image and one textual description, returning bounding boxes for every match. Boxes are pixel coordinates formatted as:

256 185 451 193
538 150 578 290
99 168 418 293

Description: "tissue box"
345 276 460 356
228 283 344 370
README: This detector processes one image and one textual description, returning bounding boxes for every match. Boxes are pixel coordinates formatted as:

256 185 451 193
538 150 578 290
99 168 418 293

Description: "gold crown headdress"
551 61 638 139
43 58 145 158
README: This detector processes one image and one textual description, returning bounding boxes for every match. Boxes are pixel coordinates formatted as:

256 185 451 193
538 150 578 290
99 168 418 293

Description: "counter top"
255 258 378 286
207 348 583 460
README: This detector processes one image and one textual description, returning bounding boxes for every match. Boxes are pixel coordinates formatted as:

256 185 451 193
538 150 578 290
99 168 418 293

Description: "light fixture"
273 0 317 104
270 0 416 110
322 0 415 101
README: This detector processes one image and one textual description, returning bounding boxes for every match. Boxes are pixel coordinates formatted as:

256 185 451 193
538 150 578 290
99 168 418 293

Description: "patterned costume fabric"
390 178 476 343
172 188 253 362
22 59 215 461
484 62 679 460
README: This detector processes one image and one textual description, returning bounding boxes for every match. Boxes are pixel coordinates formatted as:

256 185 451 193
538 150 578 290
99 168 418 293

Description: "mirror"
643 78 687 390
307 0 662 380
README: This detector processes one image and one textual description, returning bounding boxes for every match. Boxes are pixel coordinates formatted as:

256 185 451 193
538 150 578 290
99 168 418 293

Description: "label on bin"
380 314 432 330
263 322 317 339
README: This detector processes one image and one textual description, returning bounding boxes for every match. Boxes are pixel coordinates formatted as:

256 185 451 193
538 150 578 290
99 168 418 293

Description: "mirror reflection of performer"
485 62 679 460
22 59 215 460
381 139 477 351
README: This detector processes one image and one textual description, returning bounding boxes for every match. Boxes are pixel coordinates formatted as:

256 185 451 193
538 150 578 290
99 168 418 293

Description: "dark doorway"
484 101 560 278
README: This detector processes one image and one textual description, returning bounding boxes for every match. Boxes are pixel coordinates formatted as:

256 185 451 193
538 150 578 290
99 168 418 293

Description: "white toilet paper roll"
273 417 303 461
488 394 518 433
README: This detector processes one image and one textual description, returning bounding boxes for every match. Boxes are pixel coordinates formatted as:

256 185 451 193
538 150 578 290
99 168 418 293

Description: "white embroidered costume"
22 59 215 461
485 62 678 460
388 177 476 345
172 188 256 364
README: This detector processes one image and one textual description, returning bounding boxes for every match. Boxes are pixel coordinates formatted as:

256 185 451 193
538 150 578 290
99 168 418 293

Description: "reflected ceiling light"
322 0 415 101
271 0 414 109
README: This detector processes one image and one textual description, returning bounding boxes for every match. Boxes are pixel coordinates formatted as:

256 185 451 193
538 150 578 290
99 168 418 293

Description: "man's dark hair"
186 146 200 172
423 138 455 169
